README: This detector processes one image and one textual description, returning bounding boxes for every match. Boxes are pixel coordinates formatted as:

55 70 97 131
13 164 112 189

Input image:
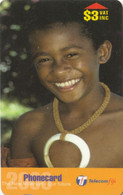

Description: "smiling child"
3 1 123 168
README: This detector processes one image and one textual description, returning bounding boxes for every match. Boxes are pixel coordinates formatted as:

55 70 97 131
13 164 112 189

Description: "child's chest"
31 114 123 168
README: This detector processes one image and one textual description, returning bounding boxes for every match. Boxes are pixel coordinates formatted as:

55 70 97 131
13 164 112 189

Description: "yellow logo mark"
83 10 109 22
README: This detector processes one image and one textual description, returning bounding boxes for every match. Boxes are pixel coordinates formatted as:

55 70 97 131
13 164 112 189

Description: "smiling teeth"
55 79 80 88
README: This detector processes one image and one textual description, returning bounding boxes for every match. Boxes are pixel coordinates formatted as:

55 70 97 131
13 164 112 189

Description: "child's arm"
9 111 40 167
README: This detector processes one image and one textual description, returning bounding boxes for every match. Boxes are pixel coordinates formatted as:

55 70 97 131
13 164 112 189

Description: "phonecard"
1 0 123 194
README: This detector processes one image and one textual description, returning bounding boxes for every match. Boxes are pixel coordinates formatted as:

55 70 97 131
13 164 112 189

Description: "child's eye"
67 53 78 58
38 58 50 63
35 58 51 66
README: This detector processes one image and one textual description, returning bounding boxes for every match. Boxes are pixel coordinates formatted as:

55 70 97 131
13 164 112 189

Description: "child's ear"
98 40 112 64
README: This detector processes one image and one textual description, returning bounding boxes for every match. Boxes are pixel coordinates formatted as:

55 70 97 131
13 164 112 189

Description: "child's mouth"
54 78 80 92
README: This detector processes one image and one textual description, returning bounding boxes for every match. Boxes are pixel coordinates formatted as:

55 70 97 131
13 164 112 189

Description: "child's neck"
59 83 105 118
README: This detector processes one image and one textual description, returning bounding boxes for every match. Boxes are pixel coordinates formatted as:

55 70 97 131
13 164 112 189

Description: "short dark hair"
23 1 120 50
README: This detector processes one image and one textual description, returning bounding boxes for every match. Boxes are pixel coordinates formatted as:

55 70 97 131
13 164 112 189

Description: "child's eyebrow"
33 52 50 60
61 45 83 51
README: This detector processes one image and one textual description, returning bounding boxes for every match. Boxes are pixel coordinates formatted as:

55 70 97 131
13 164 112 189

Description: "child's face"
29 22 100 103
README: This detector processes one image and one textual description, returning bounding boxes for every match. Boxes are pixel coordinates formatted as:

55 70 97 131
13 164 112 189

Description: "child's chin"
56 94 83 104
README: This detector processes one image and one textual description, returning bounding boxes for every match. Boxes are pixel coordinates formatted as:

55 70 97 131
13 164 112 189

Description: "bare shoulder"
10 102 52 158
108 93 123 112
104 92 123 131
13 102 52 135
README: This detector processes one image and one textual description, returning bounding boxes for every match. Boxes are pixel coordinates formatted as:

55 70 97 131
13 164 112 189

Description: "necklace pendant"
44 133 90 168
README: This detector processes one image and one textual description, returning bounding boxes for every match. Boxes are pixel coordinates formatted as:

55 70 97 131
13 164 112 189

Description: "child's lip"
53 78 81 91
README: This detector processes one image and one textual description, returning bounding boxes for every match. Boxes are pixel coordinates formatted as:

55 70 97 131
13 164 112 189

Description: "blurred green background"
0 0 54 146
1 99 32 145
0 0 122 146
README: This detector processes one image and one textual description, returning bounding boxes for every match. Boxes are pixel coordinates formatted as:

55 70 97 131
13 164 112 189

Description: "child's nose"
52 58 72 75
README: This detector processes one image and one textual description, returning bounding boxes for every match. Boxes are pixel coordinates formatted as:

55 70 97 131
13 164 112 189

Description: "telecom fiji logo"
76 176 88 186
76 175 116 187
